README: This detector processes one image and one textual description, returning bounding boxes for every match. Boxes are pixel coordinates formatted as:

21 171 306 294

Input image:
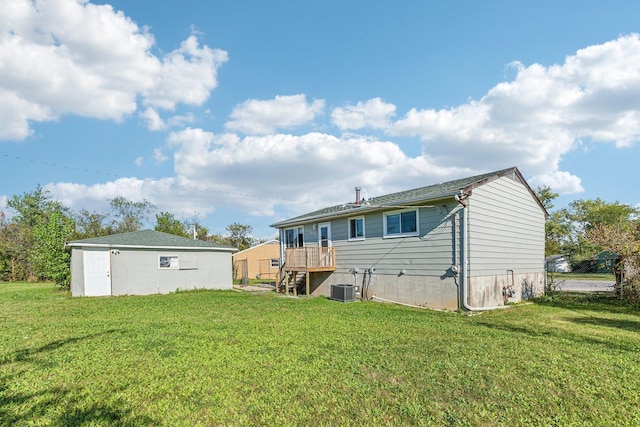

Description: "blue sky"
2 0 640 239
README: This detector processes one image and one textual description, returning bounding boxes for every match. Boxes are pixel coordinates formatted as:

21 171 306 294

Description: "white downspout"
278 229 285 292
278 228 285 267
457 195 509 312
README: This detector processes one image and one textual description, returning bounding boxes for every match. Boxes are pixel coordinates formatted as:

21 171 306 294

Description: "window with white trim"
348 216 365 241
285 227 304 248
159 255 179 269
383 209 418 237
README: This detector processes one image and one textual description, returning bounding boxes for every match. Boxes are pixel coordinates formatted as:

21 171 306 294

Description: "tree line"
0 186 263 288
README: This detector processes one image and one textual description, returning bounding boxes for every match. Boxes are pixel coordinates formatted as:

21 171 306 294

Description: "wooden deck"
279 247 336 296
282 247 336 272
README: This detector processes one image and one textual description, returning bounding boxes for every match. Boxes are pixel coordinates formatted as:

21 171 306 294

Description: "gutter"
456 193 510 312
64 242 237 252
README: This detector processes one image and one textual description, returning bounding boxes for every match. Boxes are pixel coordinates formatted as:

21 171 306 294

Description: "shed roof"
232 239 279 257
271 167 546 228
66 229 237 252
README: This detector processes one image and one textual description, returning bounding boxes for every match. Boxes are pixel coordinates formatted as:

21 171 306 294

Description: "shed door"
83 249 111 296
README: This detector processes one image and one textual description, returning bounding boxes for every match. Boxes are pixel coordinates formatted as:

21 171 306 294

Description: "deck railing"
284 247 336 271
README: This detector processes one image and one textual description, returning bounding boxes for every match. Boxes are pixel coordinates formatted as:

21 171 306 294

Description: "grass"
233 278 276 286
548 272 616 281
1 283 639 426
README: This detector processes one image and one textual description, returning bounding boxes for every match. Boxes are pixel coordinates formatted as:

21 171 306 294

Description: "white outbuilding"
66 230 236 297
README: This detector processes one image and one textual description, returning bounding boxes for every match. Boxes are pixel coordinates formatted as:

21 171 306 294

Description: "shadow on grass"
0 385 156 427
473 317 638 353
533 292 640 315
0 329 157 426
478 323 637 353
0 330 120 365
567 316 640 333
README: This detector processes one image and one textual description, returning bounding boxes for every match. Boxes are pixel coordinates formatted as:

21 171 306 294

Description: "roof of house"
272 166 546 228
66 229 237 252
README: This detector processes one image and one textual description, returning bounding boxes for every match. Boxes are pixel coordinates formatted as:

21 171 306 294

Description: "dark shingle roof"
272 167 540 228
66 229 236 251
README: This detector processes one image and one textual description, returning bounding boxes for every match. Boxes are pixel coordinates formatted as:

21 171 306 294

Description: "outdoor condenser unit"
331 284 355 302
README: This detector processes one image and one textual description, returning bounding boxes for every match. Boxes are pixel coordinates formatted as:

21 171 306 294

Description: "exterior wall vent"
331 284 355 302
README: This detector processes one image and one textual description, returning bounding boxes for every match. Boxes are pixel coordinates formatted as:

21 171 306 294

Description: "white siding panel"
325 204 461 276
468 176 545 276
110 249 232 295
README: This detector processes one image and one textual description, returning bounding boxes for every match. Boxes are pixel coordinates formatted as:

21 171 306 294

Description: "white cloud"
166 113 195 128
390 33 640 194
163 127 468 217
142 35 228 110
45 177 217 220
139 107 194 131
0 0 227 140
224 94 325 135
140 107 165 131
528 170 584 195
30 34 640 228
153 148 168 164
331 97 396 131
0 89 54 139
134 157 144 167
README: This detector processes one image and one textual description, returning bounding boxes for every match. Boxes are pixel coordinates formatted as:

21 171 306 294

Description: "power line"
1 152 449 212
1 153 311 205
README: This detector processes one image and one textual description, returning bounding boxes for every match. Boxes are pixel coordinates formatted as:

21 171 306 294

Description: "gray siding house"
271 167 547 311
66 230 236 297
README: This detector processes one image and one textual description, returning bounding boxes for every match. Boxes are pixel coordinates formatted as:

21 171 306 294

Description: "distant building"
545 255 571 273
232 239 280 282
595 251 620 274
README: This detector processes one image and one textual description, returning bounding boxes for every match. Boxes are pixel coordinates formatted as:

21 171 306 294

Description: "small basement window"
159 255 179 269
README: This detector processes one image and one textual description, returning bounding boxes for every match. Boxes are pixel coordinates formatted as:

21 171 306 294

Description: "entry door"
318 222 332 248
83 249 111 296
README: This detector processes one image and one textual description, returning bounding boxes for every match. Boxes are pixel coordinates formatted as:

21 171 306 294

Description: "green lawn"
1 283 639 426
548 272 616 281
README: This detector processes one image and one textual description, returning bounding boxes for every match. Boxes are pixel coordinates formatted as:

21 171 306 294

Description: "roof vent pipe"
355 187 361 205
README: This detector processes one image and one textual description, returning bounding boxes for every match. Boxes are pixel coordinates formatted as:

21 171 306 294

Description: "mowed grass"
548 272 616 281
1 283 639 426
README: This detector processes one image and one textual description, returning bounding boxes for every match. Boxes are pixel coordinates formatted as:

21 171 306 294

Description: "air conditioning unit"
331 284 355 302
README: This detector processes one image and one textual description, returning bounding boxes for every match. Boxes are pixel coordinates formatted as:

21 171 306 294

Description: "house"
271 167 547 311
545 255 571 273
571 251 621 275
232 239 280 283
66 230 236 297
595 251 620 274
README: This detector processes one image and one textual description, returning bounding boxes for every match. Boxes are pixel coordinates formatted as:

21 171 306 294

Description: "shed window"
348 216 365 241
159 255 179 269
383 209 418 237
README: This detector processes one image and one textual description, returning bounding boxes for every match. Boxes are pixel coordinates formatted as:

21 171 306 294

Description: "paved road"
554 280 615 292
